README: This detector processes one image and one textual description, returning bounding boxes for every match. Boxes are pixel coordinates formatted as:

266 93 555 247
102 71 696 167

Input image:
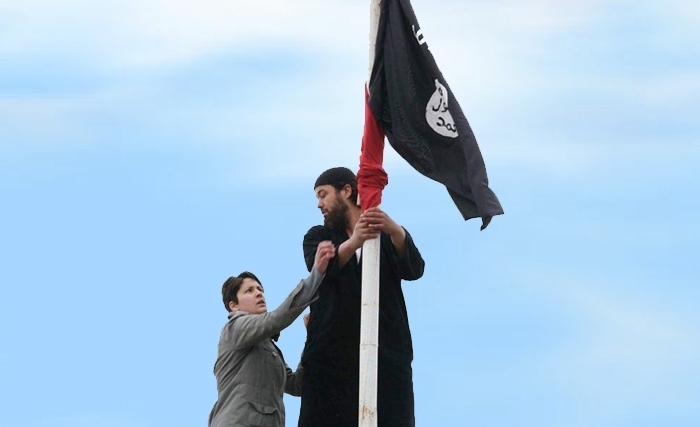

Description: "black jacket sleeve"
385 227 425 281
303 226 341 278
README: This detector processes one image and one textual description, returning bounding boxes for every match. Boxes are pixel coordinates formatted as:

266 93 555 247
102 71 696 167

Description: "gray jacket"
208 268 324 427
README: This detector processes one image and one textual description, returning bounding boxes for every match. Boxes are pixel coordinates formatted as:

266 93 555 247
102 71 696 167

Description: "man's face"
231 278 267 314
315 184 349 231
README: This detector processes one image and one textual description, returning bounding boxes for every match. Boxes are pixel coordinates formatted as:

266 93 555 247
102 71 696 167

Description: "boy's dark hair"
221 271 262 312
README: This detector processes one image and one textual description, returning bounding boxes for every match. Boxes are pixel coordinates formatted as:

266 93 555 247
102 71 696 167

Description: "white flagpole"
359 2 382 427
359 236 380 427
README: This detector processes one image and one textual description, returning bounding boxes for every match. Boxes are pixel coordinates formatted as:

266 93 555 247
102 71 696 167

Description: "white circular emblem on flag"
426 79 458 138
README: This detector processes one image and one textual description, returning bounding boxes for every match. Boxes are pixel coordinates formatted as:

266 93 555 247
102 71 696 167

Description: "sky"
1 0 699 426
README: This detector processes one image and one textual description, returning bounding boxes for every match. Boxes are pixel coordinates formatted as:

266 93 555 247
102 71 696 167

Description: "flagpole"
359 236 380 427
359 2 382 427
368 0 381 77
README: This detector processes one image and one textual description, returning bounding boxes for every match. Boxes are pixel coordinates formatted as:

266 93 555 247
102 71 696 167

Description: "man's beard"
324 198 349 232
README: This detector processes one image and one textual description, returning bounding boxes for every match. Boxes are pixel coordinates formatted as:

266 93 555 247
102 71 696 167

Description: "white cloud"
0 97 96 148
625 72 700 107
527 273 700 414
2 0 698 180
483 138 700 175
0 0 367 70
7 0 692 71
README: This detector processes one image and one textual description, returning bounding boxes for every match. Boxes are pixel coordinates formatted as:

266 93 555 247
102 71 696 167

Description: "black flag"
368 0 504 229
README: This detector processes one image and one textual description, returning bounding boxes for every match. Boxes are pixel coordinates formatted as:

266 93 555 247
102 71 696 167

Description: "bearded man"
297 167 425 427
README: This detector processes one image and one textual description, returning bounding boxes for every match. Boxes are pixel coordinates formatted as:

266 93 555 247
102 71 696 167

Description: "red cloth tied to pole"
357 86 388 211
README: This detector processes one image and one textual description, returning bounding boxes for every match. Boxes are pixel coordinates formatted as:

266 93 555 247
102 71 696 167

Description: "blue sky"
1 0 699 426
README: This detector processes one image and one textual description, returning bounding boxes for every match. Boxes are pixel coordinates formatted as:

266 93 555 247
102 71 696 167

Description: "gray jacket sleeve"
221 268 325 350
284 362 303 396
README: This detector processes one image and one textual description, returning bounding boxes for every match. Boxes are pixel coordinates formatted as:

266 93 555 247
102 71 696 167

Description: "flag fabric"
357 87 388 211
364 0 503 229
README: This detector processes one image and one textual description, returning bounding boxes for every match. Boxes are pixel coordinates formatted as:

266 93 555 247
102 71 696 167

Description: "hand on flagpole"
361 207 407 257
336 220 380 269
361 207 403 236
348 217 381 251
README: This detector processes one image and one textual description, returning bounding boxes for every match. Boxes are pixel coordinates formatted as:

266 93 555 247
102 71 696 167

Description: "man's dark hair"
221 271 262 312
314 167 358 205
